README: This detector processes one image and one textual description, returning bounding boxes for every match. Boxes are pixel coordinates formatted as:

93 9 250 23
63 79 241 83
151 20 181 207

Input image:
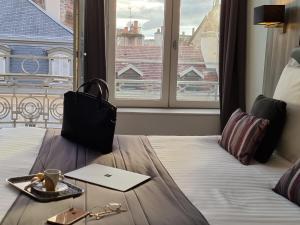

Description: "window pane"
176 0 220 102
115 0 165 100
0 0 74 127
51 54 71 76
0 56 5 74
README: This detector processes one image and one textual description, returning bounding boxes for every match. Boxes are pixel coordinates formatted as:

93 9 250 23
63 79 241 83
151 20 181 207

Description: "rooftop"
0 0 72 42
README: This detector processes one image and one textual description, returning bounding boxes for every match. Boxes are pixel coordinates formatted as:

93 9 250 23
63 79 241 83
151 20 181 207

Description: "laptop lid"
65 164 150 192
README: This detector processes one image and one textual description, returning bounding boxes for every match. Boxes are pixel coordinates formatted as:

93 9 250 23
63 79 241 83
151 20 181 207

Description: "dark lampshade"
254 5 285 26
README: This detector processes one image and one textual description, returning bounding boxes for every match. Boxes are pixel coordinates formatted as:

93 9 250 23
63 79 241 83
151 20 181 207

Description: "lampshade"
254 5 285 26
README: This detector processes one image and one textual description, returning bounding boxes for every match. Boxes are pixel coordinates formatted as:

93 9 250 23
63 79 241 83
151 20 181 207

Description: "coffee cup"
44 169 64 192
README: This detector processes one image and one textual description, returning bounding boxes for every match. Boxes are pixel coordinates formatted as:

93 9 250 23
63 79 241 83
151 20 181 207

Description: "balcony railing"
0 73 72 128
116 79 219 101
0 54 219 127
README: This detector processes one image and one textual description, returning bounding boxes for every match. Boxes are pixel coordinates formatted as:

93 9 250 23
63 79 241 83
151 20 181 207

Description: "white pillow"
273 63 300 163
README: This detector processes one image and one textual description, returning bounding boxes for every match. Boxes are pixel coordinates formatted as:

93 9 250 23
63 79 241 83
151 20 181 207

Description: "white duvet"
149 136 300 225
0 128 46 221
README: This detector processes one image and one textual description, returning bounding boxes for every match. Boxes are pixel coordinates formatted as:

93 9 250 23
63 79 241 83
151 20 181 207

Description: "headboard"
291 47 300 64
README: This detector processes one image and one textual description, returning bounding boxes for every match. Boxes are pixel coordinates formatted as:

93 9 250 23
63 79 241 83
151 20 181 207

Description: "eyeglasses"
89 203 127 220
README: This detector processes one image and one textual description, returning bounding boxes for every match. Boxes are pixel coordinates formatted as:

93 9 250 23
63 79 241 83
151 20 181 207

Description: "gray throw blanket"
1 129 209 225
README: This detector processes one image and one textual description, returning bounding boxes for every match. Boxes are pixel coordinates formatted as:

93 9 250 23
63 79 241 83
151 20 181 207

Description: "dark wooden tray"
6 174 84 202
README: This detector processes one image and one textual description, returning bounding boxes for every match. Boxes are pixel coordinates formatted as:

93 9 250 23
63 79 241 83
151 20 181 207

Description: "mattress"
149 136 300 225
0 128 46 221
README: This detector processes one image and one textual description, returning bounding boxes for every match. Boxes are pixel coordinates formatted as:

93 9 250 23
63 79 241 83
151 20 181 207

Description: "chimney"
45 0 61 21
133 20 139 33
192 28 195 34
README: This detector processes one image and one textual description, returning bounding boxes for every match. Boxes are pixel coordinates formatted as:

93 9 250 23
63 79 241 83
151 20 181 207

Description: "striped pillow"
274 160 300 206
219 109 270 165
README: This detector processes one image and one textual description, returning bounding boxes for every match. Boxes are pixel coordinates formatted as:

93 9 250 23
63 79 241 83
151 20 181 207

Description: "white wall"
45 0 61 21
115 109 220 136
245 0 271 111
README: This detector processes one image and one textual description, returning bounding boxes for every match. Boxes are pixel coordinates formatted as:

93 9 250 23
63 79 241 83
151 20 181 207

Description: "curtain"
219 0 247 131
84 0 106 82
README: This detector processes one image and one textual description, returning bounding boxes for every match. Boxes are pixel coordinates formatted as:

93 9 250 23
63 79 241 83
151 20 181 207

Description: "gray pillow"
250 95 286 163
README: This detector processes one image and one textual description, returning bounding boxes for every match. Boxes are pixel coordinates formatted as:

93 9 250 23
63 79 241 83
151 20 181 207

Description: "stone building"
0 0 73 77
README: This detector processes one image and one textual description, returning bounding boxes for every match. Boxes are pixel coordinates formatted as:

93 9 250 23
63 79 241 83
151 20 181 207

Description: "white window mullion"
159 0 173 107
168 0 180 108
106 0 116 103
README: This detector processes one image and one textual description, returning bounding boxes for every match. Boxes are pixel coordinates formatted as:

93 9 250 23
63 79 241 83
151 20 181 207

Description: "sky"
116 0 216 39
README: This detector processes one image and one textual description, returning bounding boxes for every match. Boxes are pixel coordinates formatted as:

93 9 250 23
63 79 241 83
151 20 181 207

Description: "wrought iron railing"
0 74 72 128
116 79 219 101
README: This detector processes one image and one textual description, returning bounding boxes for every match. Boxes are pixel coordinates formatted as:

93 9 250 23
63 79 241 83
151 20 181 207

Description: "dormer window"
179 67 204 81
48 48 72 76
117 64 143 79
0 45 11 74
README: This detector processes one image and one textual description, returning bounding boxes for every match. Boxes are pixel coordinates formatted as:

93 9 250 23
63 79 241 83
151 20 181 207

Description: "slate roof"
0 0 72 42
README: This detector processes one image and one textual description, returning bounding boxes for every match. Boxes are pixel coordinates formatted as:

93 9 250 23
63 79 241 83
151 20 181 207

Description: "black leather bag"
61 79 117 153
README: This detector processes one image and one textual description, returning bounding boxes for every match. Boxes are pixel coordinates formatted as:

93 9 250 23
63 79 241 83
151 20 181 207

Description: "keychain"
88 203 127 220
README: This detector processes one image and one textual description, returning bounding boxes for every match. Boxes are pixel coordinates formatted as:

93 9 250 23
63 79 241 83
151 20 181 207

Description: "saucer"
31 182 68 197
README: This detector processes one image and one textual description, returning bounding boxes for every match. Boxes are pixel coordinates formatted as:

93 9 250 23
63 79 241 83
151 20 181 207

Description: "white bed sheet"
0 128 46 222
149 135 300 225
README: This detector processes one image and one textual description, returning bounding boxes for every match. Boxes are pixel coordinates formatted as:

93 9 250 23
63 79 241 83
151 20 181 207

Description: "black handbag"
61 79 117 153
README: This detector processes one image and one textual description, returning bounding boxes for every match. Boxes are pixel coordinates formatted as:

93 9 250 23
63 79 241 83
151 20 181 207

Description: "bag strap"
88 78 109 100
76 78 109 101
77 80 103 99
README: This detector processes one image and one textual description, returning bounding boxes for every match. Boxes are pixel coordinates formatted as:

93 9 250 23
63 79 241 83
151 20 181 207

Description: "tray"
6 174 84 202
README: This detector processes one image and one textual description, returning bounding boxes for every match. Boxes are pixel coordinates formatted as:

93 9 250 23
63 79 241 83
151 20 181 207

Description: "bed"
1 128 300 225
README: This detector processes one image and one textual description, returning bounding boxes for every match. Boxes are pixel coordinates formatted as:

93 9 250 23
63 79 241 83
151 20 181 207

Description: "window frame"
48 48 73 76
0 45 11 74
106 0 219 109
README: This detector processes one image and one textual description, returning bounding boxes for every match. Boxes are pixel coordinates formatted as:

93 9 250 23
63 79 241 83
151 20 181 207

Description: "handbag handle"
77 80 103 99
76 78 109 101
87 78 109 100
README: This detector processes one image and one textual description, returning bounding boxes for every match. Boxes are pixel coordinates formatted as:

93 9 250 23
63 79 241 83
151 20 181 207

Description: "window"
117 64 143 79
106 0 220 108
0 54 5 74
48 48 73 76
0 46 10 74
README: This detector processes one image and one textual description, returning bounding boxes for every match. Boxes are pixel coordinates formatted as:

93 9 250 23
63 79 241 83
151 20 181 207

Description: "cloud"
117 0 216 36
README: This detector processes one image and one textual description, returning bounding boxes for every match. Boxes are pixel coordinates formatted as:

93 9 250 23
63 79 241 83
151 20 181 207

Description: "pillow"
219 109 270 165
273 64 300 163
274 160 300 206
250 95 287 163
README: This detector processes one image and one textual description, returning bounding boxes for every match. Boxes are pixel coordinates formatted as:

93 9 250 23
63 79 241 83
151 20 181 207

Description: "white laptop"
65 164 151 192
